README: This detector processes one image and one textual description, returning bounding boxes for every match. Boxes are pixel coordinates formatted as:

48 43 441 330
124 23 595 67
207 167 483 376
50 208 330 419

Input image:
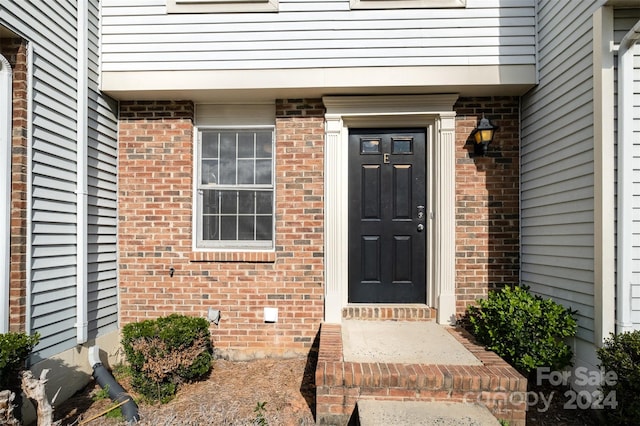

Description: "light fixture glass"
472 114 496 156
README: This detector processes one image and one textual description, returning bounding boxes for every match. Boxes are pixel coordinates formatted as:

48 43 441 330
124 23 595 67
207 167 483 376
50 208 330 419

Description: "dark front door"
348 129 427 303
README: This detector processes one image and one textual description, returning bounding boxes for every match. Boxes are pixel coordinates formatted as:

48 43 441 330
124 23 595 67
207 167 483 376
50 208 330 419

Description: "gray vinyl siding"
520 0 602 343
0 0 118 360
614 9 640 327
100 0 535 71
87 1 119 340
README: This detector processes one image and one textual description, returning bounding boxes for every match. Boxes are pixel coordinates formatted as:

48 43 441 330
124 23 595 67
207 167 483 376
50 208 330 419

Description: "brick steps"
315 319 527 426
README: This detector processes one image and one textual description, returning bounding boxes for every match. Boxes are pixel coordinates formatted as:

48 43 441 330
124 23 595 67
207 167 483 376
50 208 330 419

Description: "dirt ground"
53 356 316 426
51 353 603 426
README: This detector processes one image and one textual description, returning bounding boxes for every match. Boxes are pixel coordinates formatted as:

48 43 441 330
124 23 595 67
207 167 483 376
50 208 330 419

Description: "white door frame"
323 94 458 325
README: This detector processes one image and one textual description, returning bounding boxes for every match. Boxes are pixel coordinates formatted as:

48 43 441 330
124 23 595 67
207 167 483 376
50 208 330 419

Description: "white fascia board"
101 65 536 102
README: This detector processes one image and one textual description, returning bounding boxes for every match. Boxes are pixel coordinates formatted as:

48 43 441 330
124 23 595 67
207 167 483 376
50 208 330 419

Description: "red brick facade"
118 100 325 358
2 37 28 332
454 97 520 315
117 97 519 357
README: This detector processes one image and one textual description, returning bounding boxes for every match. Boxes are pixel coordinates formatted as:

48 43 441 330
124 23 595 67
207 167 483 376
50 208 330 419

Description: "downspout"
25 42 33 336
76 0 89 344
0 54 12 334
89 346 139 422
616 19 640 334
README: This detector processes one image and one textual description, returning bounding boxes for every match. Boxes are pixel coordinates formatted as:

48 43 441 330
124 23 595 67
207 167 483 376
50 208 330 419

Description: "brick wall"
454 97 520 315
2 37 28 332
118 99 325 359
117 97 519 354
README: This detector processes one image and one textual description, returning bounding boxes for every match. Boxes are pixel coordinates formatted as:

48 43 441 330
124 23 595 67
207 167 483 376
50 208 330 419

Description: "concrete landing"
342 320 482 365
356 400 501 426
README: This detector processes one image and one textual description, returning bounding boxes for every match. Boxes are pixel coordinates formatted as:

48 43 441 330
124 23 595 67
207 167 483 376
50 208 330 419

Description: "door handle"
417 224 424 232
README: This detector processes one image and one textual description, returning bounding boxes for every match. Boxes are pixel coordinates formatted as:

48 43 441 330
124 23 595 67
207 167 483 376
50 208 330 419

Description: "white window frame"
194 126 276 251
167 0 278 13
350 0 465 9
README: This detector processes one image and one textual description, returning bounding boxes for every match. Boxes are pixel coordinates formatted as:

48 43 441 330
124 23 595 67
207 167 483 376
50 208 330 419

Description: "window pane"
256 131 273 158
238 132 255 158
220 216 237 240
202 190 219 215
219 132 237 184
202 215 218 241
238 216 255 240
201 160 218 185
237 159 254 184
239 191 254 214
361 138 380 154
202 132 219 158
256 216 272 240
220 191 237 214
392 138 413 154
255 159 272 184
256 192 272 214
197 129 275 249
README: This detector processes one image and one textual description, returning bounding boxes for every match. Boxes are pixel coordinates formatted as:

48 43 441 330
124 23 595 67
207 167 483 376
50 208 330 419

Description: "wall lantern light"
472 114 496 156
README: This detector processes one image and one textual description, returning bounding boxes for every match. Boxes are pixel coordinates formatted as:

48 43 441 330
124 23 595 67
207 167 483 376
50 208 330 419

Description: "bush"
597 331 640 424
0 332 40 390
121 314 213 402
466 285 577 375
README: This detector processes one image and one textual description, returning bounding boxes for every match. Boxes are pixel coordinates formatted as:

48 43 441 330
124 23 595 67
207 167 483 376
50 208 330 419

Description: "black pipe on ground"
89 346 139 423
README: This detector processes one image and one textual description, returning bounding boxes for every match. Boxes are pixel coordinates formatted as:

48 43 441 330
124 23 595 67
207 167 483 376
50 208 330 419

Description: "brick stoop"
315 319 527 425
342 305 436 321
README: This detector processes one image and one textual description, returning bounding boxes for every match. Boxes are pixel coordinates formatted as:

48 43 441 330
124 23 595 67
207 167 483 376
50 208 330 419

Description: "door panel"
349 129 427 303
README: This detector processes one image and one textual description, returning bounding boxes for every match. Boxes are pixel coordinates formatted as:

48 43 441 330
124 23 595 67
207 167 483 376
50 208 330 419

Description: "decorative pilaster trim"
324 114 347 323
436 112 457 325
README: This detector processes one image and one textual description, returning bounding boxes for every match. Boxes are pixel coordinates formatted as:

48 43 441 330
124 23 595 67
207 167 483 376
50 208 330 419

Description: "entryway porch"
315 306 527 425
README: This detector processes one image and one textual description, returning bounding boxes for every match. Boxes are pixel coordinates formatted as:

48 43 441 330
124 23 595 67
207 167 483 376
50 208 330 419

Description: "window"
167 0 278 13
196 128 275 250
350 0 465 9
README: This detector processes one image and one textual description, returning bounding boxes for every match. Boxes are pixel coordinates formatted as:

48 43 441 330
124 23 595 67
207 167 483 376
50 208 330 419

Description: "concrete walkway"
357 400 501 426
342 319 482 365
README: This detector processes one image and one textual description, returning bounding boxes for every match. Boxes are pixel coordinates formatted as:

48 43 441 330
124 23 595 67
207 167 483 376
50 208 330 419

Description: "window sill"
190 251 276 263
350 0 465 9
167 0 278 13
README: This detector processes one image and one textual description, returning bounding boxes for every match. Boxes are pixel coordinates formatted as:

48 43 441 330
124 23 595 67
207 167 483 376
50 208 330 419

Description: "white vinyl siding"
100 0 535 72
0 0 119 361
614 9 640 327
520 0 602 343
632 40 640 327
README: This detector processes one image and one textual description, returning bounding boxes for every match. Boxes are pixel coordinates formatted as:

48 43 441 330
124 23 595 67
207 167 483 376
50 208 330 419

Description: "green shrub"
466 285 577 375
0 332 40 390
121 314 213 402
597 331 640 424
